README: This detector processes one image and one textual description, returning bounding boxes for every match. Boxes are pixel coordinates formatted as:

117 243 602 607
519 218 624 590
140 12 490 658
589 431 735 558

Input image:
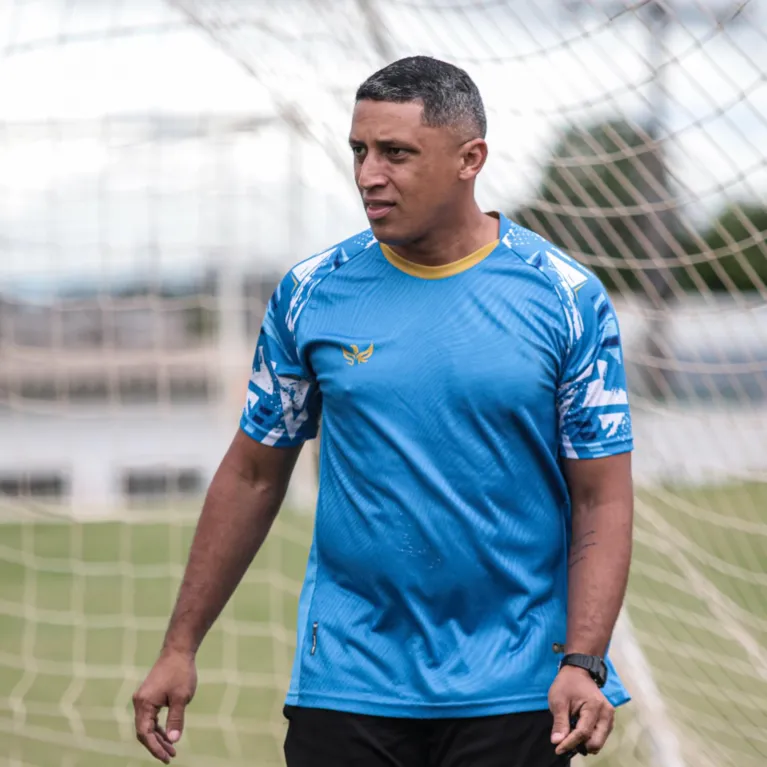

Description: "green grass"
0 507 314 767
621 482 767 767
1 484 766 767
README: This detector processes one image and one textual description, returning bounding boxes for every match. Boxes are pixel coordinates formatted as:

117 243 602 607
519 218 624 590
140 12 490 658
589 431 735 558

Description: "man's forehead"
350 100 444 142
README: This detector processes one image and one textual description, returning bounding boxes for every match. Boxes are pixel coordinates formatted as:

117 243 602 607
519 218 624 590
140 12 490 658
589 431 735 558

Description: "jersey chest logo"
342 343 374 366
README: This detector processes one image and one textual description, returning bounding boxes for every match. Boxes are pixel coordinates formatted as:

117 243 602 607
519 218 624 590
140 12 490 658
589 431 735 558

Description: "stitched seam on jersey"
505 244 575 371
295 542 320 697
290 242 373 348
293 690 552 708
288 241 371 695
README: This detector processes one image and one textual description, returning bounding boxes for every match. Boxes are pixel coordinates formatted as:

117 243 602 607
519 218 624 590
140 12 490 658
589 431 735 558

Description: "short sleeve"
556 273 634 460
239 271 321 448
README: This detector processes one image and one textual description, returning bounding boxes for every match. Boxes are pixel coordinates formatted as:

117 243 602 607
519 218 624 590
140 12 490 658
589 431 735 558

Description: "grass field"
1 482 766 767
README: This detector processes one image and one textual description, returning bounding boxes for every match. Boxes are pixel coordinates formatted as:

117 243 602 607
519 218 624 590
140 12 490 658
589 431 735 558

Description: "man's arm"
549 451 634 757
162 431 301 656
563 451 633 657
133 430 302 764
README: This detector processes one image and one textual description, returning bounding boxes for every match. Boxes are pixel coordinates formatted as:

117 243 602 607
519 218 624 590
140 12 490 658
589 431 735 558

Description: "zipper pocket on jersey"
310 622 318 655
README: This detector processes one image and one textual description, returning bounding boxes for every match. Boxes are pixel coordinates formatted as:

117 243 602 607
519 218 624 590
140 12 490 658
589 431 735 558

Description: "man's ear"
458 138 488 181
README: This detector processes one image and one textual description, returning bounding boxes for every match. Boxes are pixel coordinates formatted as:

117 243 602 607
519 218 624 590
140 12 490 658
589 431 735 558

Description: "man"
133 56 634 767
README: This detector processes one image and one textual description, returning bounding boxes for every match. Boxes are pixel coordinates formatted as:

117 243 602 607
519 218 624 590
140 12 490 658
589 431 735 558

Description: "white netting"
1 1 766 766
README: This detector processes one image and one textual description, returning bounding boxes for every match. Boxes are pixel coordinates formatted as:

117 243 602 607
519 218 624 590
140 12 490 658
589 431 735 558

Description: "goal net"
1 1 765 766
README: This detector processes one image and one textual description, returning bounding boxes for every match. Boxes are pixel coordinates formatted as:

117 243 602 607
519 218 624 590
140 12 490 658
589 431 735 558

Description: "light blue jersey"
241 213 634 718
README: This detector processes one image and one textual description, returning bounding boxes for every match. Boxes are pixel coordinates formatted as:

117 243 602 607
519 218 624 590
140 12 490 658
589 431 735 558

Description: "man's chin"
369 217 405 242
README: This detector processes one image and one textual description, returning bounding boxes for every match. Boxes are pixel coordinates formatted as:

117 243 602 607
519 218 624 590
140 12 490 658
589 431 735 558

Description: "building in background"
0 269 327 515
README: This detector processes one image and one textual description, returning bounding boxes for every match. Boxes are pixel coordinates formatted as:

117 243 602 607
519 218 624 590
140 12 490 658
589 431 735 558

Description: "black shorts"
283 705 571 767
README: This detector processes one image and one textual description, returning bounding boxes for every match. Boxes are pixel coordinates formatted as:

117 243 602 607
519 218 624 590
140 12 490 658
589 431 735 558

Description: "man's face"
349 99 470 245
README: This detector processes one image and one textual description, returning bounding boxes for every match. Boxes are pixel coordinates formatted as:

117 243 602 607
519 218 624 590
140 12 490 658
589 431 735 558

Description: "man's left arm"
545 256 636 757
549 452 634 757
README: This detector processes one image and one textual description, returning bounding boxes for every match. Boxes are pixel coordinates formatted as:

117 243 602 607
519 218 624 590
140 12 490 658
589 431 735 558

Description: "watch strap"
559 653 608 688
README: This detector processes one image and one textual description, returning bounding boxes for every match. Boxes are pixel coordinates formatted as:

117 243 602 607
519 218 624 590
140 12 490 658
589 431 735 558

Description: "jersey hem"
284 690 631 719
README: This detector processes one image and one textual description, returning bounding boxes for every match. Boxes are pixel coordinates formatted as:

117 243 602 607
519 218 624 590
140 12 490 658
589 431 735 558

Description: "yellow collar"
380 238 499 280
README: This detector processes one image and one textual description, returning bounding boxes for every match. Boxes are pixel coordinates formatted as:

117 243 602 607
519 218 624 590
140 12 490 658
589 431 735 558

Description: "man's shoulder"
500 217 610 345
287 228 376 285
272 228 377 333
501 218 601 298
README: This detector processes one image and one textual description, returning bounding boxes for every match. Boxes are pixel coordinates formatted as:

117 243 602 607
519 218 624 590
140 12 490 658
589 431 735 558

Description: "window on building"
0 472 69 499
121 468 203 499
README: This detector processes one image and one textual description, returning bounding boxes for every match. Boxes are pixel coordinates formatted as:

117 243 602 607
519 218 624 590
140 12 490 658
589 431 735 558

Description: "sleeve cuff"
239 413 318 448
560 439 634 460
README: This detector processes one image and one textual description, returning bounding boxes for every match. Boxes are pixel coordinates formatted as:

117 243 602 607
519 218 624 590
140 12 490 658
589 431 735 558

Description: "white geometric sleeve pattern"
240 269 322 448
554 262 634 459
511 226 635 460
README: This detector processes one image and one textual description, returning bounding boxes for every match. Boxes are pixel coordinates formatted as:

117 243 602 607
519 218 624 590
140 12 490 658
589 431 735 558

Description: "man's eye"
351 146 365 157
387 147 406 158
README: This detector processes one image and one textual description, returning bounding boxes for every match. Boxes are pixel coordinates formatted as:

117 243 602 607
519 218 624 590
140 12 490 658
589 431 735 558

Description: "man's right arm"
134 260 323 763
162 430 301 657
133 430 302 764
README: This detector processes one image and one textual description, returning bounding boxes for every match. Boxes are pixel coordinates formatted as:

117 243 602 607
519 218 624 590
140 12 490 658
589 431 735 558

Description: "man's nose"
357 154 387 191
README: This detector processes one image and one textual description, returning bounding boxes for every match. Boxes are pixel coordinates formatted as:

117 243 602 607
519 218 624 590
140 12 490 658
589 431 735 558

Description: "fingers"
555 704 598 756
133 692 177 764
156 724 179 758
585 703 615 754
549 694 572 747
165 695 188 744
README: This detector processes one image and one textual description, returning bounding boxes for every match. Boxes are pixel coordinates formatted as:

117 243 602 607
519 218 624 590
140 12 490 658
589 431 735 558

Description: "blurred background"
0 1 765 765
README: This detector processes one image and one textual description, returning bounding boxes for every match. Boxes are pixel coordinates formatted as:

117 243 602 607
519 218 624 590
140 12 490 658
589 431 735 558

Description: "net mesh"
1 1 766 766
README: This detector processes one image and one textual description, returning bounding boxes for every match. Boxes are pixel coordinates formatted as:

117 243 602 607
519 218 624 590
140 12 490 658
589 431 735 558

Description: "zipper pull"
311 622 318 655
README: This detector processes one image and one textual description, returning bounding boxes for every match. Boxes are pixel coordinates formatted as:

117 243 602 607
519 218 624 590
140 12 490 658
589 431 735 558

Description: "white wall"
0 404 319 518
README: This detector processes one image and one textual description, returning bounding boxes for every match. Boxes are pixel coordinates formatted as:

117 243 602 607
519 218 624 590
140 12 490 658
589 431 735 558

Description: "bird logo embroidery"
342 343 374 365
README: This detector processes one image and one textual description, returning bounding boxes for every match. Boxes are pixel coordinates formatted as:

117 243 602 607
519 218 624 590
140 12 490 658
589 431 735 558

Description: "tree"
510 119 767 297
678 203 767 294
510 119 677 298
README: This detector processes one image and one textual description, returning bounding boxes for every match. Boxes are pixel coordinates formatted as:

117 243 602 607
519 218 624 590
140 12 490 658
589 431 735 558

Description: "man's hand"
549 665 615 757
131 434 300 762
133 650 198 764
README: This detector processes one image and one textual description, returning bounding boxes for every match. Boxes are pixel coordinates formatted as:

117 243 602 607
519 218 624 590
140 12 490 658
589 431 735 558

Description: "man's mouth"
364 202 395 221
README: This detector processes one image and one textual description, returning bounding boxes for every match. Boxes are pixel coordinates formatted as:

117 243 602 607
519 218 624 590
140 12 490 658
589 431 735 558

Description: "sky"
0 0 765 292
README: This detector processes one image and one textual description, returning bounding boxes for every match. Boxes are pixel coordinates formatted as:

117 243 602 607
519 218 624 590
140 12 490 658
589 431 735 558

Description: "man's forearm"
161 453 286 657
565 499 633 657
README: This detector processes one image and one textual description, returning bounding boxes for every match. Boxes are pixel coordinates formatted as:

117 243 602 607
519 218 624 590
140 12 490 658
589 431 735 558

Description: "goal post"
1 2 766 767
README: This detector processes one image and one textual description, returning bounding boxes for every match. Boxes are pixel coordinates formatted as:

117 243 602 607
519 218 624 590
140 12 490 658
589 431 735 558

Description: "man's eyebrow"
376 138 411 147
348 137 418 147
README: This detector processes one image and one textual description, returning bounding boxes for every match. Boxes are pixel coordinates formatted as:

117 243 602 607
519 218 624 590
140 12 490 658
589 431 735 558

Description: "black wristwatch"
559 653 608 688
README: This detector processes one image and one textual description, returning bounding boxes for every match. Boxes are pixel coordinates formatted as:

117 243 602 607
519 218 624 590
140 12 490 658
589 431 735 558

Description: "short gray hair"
355 56 487 139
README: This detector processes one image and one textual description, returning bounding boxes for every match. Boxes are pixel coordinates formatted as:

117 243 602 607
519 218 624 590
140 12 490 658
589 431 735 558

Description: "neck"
387 205 499 267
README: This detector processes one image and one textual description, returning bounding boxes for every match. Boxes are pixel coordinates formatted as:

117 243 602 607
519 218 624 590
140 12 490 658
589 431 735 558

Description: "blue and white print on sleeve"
536 246 634 459
240 268 322 448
